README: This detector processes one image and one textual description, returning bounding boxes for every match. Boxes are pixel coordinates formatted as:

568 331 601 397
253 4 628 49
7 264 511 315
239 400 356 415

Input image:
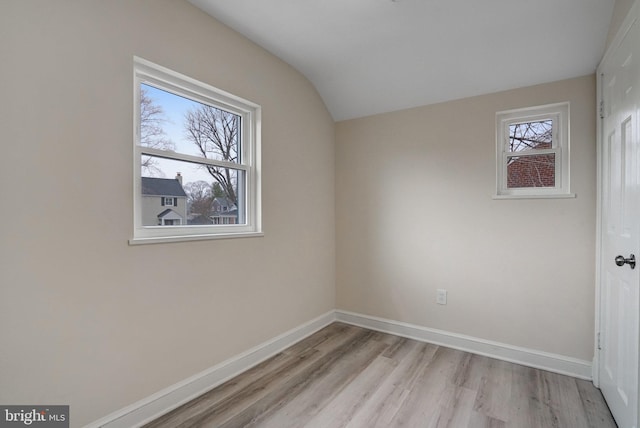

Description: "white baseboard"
335 310 592 380
87 309 592 427
85 310 336 428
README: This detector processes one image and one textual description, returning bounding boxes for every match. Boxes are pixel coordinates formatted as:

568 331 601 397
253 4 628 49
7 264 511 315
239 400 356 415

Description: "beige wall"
0 1 335 426
336 75 597 361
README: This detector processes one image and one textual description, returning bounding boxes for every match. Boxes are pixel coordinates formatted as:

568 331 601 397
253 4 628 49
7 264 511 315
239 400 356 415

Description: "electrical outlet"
436 289 447 305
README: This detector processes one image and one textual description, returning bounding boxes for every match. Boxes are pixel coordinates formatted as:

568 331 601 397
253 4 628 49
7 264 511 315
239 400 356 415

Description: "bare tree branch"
183 180 213 219
184 106 240 204
140 87 175 176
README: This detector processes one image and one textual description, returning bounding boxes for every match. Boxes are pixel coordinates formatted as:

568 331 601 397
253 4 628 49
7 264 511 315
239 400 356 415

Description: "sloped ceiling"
189 0 615 121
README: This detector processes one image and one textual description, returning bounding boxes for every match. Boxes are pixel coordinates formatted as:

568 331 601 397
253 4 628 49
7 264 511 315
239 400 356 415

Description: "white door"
599 7 640 428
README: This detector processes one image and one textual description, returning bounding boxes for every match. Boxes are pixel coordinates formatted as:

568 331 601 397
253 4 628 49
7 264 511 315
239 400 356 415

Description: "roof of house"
213 197 236 208
157 208 183 220
142 177 187 197
211 208 238 218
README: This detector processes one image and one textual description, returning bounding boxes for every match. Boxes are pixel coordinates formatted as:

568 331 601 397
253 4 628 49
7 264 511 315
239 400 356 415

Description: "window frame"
130 57 262 245
494 102 574 199
161 197 176 207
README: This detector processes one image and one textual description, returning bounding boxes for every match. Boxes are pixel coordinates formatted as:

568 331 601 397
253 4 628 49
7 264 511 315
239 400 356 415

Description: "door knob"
615 254 636 269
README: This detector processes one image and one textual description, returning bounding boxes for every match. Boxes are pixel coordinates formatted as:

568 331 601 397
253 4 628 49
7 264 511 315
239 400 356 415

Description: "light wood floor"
145 323 617 428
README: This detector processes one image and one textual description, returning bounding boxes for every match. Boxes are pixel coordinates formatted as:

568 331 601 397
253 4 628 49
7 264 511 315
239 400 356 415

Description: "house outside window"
141 176 186 225
131 57 262 244
495 102 573 198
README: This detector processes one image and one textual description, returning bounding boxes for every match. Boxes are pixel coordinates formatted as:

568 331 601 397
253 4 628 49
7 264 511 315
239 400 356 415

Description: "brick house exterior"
507 142 555 188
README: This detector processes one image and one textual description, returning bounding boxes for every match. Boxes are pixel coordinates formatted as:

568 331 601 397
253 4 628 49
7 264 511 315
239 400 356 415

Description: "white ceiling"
189 0 615 121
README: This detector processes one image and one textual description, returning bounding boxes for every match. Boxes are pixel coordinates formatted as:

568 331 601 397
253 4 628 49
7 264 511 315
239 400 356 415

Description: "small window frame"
161 197 176 207
131 57 262 244
495 102 574 199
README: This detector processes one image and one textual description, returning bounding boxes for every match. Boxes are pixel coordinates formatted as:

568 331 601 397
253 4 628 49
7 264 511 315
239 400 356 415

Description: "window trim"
130 57 262 245
161 197 176 207
494 102 574 199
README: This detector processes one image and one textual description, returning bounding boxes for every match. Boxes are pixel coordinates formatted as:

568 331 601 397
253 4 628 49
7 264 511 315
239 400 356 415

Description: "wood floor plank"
284 352 395 428
543 371 591 428
432 385 481 428
345 341 439 428
467 411 508 428
388 346 469 427
282 322 350 356
243 331 388 428
211 328 380 428
575 378 618 428
473 359 513 421
144 323 617 428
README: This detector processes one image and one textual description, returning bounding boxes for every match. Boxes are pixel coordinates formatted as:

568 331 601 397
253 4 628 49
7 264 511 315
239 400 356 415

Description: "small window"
131 57 262 244
495 102 573 198
161 197 176 207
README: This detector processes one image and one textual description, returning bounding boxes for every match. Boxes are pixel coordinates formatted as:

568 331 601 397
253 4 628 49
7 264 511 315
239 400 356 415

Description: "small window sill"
492 193 576 200
129 231 264 245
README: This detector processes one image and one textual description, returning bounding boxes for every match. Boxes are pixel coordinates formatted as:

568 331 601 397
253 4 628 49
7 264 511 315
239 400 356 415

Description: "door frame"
594 0 639 388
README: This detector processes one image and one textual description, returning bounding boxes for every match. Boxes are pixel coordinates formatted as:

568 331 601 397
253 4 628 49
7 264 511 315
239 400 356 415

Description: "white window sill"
129 232 264 245
492 193 576 200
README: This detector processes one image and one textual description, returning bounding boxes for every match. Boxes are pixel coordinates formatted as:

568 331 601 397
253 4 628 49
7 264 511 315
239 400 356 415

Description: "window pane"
140 83 241 163
141 156 244 226
507 154 556 188
508 120 553 152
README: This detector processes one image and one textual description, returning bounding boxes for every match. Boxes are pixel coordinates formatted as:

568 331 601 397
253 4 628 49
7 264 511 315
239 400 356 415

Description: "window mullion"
507 148 558 157
555 149 562 188
139 146 248 171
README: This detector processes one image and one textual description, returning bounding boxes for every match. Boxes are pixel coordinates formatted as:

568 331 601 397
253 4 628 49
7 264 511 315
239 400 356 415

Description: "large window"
495 102 572 198
131 57 261 244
